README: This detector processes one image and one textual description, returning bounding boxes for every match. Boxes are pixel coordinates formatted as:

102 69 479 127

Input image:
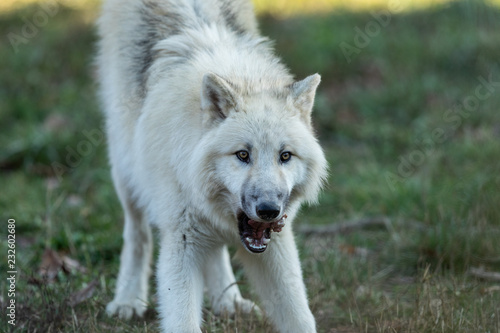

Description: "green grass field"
1 1 500 332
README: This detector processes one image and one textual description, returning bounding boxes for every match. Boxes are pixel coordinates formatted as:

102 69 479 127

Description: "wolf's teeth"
262 238 270 245
245 237 253 243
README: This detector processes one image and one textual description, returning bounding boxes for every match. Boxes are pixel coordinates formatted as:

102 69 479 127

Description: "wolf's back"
96 0 258 115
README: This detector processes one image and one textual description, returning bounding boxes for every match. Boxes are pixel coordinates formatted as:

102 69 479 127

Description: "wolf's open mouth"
237 212 286 253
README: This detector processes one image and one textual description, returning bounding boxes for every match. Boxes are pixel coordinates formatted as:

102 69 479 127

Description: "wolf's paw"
213 297 262 318
235 297 262 317
106 299 147 320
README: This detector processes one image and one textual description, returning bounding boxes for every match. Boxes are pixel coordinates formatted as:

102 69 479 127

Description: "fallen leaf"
66 194 83 207
17 236 36 248
68 279 98 307
39 248 86 281
339 244 370 257
39 248 63 281
62 255 86 274
43 113 72 133
46 177 60 190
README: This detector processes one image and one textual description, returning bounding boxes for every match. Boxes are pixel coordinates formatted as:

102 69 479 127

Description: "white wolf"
97 0 327 332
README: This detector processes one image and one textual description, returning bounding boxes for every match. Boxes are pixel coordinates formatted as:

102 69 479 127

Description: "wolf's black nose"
256 203 280 221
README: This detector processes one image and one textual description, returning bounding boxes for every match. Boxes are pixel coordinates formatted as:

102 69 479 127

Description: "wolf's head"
192 73 327 253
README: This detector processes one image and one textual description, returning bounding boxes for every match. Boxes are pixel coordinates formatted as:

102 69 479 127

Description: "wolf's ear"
201 73 238 122
290 74 321 125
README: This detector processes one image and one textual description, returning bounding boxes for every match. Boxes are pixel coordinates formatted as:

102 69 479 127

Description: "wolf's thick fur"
97 0 327 332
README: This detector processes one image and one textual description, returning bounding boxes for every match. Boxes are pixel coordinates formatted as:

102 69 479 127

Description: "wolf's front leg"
106 169 153 319
238 227 316 333
157 229 205 333
203 245 260 315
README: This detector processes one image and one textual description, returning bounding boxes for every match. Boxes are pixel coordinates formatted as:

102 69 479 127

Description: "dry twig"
469 267 500 282
298 217 390 236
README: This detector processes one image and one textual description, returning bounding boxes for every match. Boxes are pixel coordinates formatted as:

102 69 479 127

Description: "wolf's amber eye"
236 150 250 163
280 152 292 163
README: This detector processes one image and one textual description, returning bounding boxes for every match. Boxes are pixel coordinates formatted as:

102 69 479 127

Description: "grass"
1 1 500 332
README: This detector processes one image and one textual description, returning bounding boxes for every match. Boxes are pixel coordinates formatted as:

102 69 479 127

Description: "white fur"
97 0 327 332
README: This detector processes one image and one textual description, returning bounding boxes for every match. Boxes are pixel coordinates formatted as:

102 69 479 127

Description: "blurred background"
1 0 499 332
